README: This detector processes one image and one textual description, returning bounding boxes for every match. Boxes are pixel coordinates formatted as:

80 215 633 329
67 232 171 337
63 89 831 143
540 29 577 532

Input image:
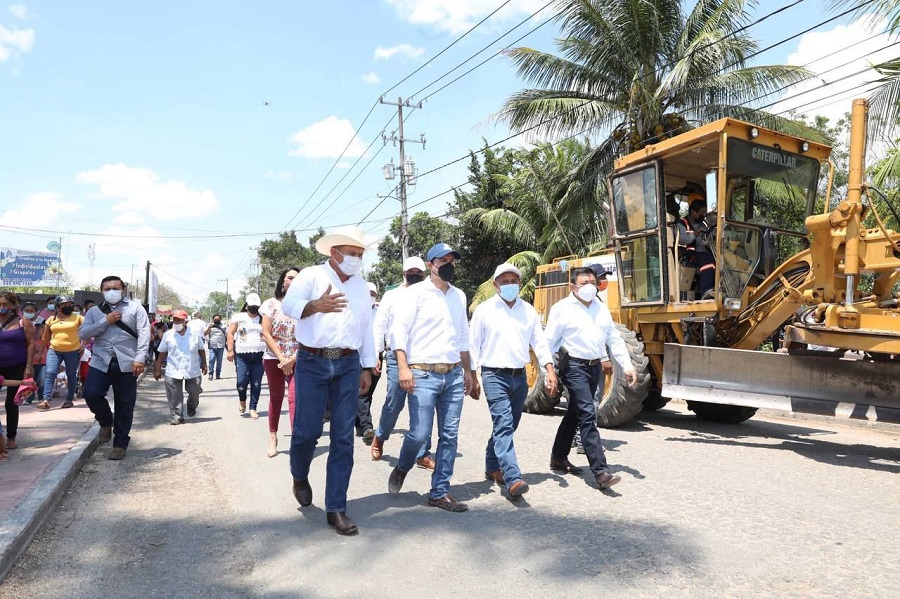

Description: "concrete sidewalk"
0 388 119 583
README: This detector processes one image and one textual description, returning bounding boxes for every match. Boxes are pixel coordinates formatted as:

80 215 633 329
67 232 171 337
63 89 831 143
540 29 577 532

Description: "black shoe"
388 467 407 495
216 375 221 380
98 426 112 444
362 428 374 445
550 457 584 475
326 512 358 535
596 471 621 489
292 478 312 507
187 406 196 417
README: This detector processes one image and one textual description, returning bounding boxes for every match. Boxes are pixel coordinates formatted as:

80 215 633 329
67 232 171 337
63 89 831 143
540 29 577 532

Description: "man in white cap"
370 255 434 469
470 263 558 498
387 242 479 513
281 225 376 535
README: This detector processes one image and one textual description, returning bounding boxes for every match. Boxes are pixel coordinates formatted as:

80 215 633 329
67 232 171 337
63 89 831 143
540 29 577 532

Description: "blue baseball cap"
426 242 461 262
590 263 612 278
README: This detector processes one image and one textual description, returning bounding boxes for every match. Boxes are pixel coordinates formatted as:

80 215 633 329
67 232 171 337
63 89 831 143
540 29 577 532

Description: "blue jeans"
235 351 264 410
32 364 45 400
552 361 609 475
482 369 528 487
397 366 464 500
83 362 138 449
290 349 361 513
44 348 80 402
208 347 224 377
375 353 431 458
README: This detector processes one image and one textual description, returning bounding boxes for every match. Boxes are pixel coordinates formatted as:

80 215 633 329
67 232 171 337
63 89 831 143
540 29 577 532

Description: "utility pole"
380 96 425 261
144 261 150 305
217 278 230 318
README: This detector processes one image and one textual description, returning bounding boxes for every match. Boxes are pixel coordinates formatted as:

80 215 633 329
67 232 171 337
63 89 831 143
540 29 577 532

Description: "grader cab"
527 98 900 427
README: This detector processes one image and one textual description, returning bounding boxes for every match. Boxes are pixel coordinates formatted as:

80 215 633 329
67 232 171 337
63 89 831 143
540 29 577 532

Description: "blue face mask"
0 307 10 315
498 283 520 302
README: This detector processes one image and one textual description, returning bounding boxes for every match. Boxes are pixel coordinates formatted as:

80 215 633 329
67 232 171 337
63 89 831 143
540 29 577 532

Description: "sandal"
0 452 9 463
6 438 17 449
239 400 246 414
36 400 51 411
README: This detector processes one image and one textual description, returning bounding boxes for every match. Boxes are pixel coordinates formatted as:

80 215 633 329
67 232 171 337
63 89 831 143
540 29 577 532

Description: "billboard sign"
0 247 63 287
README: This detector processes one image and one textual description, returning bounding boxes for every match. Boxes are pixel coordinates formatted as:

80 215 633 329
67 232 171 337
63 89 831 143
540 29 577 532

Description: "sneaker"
362 428 375 444
170 418 185 425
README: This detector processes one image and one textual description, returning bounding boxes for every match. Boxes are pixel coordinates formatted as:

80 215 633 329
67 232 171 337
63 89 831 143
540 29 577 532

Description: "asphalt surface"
2 361 899 598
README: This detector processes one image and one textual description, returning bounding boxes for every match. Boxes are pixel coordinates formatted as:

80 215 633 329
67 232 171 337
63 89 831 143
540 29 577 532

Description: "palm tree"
497 0 813 184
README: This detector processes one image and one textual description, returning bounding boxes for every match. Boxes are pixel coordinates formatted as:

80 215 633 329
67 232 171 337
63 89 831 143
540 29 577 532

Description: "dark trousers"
0 363 25 440
355 370 381 435
552 361 610 475
686 252 715 295
83 361 138 449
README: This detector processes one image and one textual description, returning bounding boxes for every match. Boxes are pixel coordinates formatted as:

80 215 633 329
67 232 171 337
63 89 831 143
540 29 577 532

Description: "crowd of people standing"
0 224 637 537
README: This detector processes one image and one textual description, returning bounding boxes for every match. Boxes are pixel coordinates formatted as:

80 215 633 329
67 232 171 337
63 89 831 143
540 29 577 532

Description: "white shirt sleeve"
372 292 390 353
358 300 377 368
390 287 416 356
529 308 554 368
600 305 632 371
282 268 314 320
455 288 470 353
544 303 564 355
468 304 484 370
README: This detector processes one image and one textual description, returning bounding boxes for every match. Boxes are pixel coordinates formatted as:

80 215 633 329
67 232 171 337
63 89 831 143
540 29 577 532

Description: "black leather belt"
482 367 526 376
569 356 603 366
299 343 357 360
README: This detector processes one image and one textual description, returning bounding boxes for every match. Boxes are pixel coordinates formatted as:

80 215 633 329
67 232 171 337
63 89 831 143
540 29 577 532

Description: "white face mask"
576 283 598 302
335 250 363 276
174 323 185 332
103 289 123 304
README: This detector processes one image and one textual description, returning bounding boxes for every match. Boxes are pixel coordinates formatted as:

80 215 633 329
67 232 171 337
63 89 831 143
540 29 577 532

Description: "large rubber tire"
642 386 671 412
524 351 562 414
594 323 651 427
687 401 757 424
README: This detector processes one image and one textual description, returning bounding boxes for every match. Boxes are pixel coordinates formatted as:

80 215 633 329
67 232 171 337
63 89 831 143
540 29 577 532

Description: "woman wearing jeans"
37 294 83 410
227 293 265 419
260 267 300 458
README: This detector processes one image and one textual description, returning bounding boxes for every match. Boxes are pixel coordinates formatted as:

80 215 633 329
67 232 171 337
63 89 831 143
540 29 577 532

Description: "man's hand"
133 362 145 378
359 369 372 395
601 360 613 376
314 284 348 314
545 371 558 397
624 369 638 386
464 370 480 400
372 358 382 377
106 311 122 324
153 365 162 381
399 365 415 393
201 364 208 376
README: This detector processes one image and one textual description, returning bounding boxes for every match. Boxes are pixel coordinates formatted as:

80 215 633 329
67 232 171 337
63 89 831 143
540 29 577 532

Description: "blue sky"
0 0 893 303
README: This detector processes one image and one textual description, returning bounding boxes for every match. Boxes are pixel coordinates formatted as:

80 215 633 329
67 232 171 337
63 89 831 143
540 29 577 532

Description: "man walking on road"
79 275 151 461
544 266 636 489
470 263 558 498
370 255 434 469
205 314 226 380
387 243 479 513
154 309 207 425
282 225 376 536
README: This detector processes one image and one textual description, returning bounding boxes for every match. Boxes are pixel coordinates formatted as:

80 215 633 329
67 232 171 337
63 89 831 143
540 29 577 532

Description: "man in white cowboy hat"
281 225 376 536
470 263 558 499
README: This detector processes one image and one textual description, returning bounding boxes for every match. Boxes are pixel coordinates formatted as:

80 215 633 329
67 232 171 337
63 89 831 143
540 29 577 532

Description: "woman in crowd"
0 292 35 449
21 302 44 403
36 294 83 410
260 267 300 458
226 293 265 419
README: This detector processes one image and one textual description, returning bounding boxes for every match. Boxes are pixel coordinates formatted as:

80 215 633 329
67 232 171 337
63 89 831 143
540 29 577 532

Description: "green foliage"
196 291 235 320
252 229 325 299
368 212 452 294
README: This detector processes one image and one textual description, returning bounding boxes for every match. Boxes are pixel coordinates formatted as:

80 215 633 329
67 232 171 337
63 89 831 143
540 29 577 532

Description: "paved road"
3 362 899 598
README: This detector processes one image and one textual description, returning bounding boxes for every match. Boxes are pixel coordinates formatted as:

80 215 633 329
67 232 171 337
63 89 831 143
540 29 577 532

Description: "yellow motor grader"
525 98 900 427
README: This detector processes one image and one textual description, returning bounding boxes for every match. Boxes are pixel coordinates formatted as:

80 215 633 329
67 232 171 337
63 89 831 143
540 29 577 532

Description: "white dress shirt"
469 294 554 370
158 328 204 379
372 284 409 352
391 278 469 365
281 261 377 368
544 294 632 370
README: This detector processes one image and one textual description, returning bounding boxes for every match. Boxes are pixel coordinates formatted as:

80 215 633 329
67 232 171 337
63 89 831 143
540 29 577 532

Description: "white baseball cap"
402 256 426 272
493 263 522 280
245 293 262 307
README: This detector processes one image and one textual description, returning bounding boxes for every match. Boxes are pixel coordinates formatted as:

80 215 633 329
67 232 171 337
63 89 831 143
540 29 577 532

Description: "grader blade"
662 344 900 424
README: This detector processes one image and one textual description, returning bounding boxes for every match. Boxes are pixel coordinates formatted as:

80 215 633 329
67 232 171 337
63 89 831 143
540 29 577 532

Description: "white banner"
149 270 159 313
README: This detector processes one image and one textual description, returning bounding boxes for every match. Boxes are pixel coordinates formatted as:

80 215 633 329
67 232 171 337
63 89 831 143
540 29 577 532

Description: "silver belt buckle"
322 347 342 360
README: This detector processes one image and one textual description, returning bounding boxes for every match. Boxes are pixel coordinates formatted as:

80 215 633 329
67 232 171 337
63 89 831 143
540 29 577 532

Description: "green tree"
251 229 325 298
497 0 814 198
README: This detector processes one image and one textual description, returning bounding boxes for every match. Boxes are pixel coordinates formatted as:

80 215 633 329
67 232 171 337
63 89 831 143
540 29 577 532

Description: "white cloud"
384 0 550 34
361 71 381 84
76 163 220 220
0 192 80 229
772 15 895 124
288 116 368 159
0 23 34 62
373 43 425 60
9 4 29 20
113 211 146 225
